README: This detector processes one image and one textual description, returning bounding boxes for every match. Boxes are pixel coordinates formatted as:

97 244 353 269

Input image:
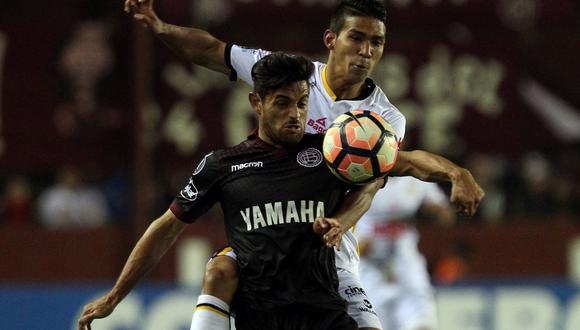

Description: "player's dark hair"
330 0 387 34
251 52 314 99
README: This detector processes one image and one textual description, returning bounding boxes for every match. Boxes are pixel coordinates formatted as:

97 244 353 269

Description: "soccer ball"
322 110 399 184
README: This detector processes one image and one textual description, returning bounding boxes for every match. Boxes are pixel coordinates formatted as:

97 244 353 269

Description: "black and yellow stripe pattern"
216 246 233 256
194 303 230 319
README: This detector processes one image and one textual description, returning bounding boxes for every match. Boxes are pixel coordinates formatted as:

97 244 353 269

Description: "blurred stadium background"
1 0 579 329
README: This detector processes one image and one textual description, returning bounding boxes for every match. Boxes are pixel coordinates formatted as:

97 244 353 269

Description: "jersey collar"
321 65 338 101
247 128 307 154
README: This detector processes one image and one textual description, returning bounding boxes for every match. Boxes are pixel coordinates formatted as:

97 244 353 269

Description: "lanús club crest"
296 148 323 168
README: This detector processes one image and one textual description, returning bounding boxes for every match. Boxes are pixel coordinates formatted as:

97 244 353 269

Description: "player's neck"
258 130 282 148
324 65 366 100
258 127 292 149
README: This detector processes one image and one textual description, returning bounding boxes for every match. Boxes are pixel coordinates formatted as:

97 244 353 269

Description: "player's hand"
450 168 485 216
313 217 344 250
313 217 335 236
77 294 117 330
124 0 163 33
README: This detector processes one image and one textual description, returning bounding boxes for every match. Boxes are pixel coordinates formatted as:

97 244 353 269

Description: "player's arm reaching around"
315 134 484 248
393 150 485 216
319 151 484 248
124 0 228 74
77 210 186 330
315 178 385 249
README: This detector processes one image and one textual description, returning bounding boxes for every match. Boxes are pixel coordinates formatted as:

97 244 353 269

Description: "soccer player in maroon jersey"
78 52 388 330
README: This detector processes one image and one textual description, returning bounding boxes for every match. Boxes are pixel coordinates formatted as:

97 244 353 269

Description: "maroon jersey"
171 133 353 313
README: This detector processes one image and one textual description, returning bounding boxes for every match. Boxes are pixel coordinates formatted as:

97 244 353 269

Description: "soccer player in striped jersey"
124 0 484 329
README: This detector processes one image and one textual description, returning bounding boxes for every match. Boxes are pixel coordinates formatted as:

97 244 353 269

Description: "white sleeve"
372 91 406 141
226 44 272 86
381 104 406 142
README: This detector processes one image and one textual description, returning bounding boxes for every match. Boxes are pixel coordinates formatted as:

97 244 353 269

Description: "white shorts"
337 267 383 329
360 231 438 330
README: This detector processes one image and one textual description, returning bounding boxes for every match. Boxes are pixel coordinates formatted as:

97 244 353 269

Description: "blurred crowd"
0 143 578 230
465 145 580 223
1 2 578 231
0 165 130 229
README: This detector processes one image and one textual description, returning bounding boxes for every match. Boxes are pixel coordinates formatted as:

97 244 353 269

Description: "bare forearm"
391 150 465 183
155 23 228 74
392 150 485 216
108 212 185 305
335 179 383 232
127 0 229 75
315 180 383 249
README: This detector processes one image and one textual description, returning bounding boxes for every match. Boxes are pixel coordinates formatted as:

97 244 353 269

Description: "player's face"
251 81 309 147
327 16 386 83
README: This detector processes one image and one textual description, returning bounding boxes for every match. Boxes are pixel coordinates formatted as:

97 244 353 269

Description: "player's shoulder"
365 83 407 138
218 138 256 158
190 149 222 174
308 60 324 69
195 139 251 164
190 138 275 180
312 61 325 71
367 84 398 111
309 61 325 83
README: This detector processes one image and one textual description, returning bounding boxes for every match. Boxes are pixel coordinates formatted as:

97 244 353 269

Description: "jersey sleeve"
225 44 272 85
170 151 222 223
380 103 406 143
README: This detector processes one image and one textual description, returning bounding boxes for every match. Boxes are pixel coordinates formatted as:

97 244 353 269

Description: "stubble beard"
264 121 303 147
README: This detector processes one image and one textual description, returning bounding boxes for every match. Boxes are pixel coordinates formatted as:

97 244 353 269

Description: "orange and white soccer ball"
322 110 399 184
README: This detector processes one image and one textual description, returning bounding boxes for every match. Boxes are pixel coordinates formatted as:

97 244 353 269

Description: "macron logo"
231 161 263 172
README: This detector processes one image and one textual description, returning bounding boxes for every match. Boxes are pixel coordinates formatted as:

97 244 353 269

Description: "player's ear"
323 29 336 50
249 92 262 115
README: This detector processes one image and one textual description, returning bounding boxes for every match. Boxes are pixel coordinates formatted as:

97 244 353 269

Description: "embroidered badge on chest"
296 148 323 168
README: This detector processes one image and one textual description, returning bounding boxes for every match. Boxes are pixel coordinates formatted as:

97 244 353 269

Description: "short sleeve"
226 44 272 85
379 103 406 142
170 151 222 223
